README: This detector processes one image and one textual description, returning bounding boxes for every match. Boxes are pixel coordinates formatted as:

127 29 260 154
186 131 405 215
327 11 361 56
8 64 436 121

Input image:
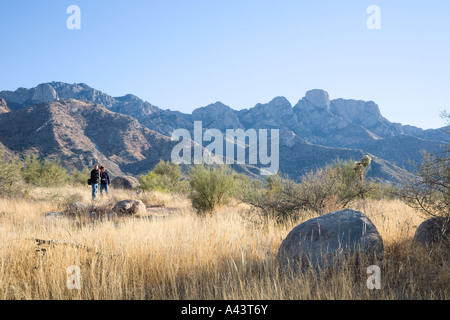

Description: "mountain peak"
31 83 59 103
304 89 331 111
268 96 292 108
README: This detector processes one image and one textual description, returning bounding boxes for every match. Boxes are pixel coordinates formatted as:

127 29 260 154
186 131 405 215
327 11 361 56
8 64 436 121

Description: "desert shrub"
22 155 69 187
399 149 449 219
239 159 377 221
70 167 91 186
398 113 449 220
139 160 189 193
0 151 23 196
22 155 41 185
188 164 235 215
39 159 69 186
239 174 302 221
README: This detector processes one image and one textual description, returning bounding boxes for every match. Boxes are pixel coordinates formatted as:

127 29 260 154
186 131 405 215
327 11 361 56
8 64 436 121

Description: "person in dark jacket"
90 164 100 200
100 166 110 197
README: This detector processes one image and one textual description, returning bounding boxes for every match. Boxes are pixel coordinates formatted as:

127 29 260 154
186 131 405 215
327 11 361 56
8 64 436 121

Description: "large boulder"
414 217 450 247
112 200 146 216
111 176 140 190
277 209 384 271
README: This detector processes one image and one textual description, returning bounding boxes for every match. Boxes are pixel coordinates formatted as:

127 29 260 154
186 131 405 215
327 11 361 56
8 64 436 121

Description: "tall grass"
0 186 448 300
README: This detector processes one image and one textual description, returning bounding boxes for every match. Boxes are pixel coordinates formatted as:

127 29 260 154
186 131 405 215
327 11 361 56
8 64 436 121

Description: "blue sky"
0 0 449 129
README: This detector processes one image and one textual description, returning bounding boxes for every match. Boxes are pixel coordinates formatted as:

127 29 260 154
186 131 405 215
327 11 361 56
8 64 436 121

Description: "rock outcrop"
0 98 9 114
31 83 59 103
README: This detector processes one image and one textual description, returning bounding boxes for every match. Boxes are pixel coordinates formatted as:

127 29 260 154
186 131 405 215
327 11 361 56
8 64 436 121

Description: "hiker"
100 166 110 197
90 164 100 200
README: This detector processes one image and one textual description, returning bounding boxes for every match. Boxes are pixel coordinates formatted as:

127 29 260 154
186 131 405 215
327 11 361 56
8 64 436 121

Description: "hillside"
0 82 448 182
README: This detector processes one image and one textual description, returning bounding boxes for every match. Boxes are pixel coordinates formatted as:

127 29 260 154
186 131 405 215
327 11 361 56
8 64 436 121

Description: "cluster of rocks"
44 199 147 221
277 209 449 272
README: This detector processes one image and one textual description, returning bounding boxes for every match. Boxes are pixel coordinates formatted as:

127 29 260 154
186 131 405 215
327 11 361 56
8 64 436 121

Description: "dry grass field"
0 185 448 300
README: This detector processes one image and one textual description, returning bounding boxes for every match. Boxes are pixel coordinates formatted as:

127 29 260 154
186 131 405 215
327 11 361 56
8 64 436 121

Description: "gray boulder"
414 217 450 247
111 176 140 190
112 200 146 215
277 209 384 271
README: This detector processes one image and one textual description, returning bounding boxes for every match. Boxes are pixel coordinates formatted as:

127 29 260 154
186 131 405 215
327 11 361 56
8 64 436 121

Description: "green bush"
188 164 235 215
22 155 69 187
22 155 41 185
0 151 23 195
139 160 188 193
70 167 91 186
239 159 377 221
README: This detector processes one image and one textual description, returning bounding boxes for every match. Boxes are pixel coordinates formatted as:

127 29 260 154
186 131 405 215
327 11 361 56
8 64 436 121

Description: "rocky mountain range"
0 82 448 183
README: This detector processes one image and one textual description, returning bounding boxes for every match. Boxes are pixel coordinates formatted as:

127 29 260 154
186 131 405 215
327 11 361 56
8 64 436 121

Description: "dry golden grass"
0 186 448 300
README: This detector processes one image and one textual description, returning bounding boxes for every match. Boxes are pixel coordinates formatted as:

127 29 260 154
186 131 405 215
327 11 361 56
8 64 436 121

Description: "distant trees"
22 155 69 187
0 153 76 196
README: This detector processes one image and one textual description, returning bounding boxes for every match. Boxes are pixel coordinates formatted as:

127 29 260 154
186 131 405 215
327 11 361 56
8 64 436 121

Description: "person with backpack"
89 164 100 200
99 166 110 197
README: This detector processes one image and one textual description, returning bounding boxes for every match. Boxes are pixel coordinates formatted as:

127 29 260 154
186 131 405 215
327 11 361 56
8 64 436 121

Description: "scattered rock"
69 202 89 214
277 209 384 272
111 176 140 190
414 217 450 247
44 212 67 219
112 200 146 215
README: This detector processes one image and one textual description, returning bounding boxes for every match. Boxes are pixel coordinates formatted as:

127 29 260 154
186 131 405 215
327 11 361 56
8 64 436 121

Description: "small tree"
397 113 449 243
239 159 376 221
22 155 69 187
22 154 42 185
70 167 91 186
139 160 188 193
0 151 23 195
188 164 235 216
399 113 449 220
